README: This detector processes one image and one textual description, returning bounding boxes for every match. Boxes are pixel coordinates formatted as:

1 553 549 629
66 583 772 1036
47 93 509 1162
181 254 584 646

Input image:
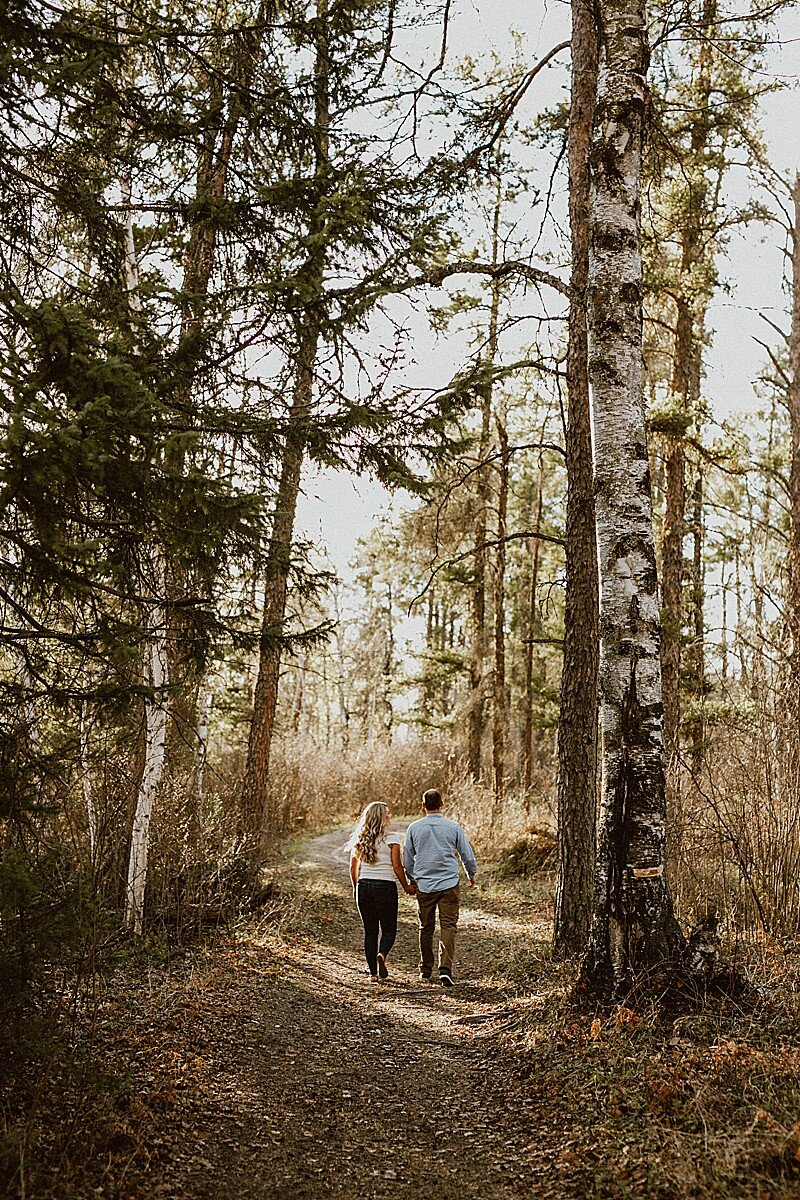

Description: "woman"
348 802 416 983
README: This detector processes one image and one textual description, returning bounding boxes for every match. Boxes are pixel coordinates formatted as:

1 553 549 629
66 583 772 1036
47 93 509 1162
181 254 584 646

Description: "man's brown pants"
416 884 460 976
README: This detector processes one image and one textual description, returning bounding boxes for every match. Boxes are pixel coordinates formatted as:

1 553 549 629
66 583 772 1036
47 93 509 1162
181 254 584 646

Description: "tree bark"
689 469 705 771
80 698 98 865
163 16 267 793
467 393 490 780
382 581 395 742
468 165 503 782
660 426 686 757
239 328 318 847
492 406 509 808
523 480 544 794
125 559 168 935
578 0 684 999
553 0 600 960
121 156 168 935
239 0 329 853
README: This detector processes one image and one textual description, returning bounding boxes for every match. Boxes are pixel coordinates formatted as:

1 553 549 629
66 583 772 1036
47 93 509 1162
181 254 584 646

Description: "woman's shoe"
377 954 389 979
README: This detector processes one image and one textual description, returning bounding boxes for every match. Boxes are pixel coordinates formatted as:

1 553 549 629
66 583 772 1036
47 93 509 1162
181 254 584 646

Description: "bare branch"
408 529 564 614
465 41 571 167
758 312 789 346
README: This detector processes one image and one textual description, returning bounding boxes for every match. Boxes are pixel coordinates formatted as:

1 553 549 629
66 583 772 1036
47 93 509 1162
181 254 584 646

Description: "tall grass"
670 690 800 941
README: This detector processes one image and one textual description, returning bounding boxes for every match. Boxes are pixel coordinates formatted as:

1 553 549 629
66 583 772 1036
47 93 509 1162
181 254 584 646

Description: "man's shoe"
377 953 389 979
439 972 454 987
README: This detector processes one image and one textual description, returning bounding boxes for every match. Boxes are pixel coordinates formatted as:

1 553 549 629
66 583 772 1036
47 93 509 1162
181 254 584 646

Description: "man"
403 789 478 986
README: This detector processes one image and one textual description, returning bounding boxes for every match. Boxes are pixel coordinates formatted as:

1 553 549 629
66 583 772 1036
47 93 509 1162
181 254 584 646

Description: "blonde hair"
349 802 390 865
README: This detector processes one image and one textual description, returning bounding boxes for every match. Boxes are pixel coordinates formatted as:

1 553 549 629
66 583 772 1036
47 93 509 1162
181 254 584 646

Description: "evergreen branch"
330 259 572 307
408 530 564 615
423 258 571 299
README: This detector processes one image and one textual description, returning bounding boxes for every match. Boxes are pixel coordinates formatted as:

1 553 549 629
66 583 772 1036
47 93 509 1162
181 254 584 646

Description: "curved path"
159 827 557 1200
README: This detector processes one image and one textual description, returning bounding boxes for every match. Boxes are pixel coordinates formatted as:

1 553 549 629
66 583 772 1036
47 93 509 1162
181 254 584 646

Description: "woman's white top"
357 831 402 883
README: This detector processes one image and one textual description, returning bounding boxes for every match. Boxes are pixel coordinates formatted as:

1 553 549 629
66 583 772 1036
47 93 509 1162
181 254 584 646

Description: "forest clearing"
3 0 800 1195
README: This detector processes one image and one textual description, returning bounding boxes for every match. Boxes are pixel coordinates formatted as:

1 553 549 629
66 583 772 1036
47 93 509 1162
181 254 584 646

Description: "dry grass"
441 769 556 856
265 735 451 830
501 936 800 1199
670 705 800 941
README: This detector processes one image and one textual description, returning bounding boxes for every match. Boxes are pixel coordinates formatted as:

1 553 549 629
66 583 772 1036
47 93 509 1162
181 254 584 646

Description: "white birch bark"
80 700 99 862
579 0 683 996
194 681 211 804
120 170 168 933
124 570 168 935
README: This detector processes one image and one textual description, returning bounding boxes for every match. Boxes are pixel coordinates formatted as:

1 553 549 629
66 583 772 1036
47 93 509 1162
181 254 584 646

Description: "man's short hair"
422 789 442 811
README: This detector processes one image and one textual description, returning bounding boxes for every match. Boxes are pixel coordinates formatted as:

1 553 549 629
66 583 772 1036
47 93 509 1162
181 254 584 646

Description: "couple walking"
348 789 478 986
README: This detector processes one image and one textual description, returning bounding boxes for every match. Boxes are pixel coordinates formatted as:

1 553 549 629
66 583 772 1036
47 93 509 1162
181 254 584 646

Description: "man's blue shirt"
403 813 478 892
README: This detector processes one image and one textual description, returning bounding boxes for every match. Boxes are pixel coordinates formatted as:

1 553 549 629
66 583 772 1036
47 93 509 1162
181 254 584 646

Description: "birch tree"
578 0 684 998
124 562 168 934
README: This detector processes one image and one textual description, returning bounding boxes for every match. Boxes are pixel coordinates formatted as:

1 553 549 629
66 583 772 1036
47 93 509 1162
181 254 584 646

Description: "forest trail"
154 827 563 1200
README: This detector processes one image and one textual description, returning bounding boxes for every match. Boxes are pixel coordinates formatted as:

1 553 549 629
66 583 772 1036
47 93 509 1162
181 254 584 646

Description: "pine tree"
553 0 600 960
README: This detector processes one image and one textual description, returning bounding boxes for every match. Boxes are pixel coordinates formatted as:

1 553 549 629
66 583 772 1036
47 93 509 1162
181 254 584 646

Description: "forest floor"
6 827 800 1200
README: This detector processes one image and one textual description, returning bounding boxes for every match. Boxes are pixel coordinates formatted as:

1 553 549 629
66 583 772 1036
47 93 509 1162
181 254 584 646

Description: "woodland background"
2 0 800 1193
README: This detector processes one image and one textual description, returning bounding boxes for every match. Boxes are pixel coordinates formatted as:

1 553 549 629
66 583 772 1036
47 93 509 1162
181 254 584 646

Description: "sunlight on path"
157 826 557 1200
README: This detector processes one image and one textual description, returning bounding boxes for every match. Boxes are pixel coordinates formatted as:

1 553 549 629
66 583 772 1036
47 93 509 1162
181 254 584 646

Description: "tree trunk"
492 406 509 809
578 0 684 999
164 54 249 788
660 428 686 757
125 561 168 935
659 0 715 762
80 697 99 864
720 564 729 683
239 0 330 855
291 655 307 736
689 469 705 771
382 582 395 742
467 393 490 780
467 164 503 782
194 682 211 807
553 0 600 960
121 162 168 934
523 480 544 794
239 329 318 847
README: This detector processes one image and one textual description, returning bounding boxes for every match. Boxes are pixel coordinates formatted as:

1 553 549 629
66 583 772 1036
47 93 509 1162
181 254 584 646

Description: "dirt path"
152 827 560 1200
12 830 800 1200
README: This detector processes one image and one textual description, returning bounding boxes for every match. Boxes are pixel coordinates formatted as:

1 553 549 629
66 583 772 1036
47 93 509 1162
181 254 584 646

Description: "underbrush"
0 882 295 1200
264 735 452 831
493 829 557 877
504 946 800 1199
670 703 800 941
443 769 556 857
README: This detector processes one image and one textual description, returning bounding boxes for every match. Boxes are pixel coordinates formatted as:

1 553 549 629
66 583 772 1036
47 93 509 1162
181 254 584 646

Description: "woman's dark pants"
356 879 398 975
